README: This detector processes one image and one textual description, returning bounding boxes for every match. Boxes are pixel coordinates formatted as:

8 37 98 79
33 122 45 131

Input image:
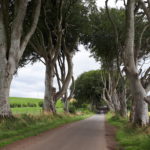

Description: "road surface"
2 114 108 150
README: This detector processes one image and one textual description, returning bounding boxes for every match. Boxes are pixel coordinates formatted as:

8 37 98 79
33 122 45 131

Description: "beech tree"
87 0 150 122
26 0 89 113
54 0 91 112
104 0 150 122
123 0 150 126
73 70 103 111
105 0 150 125
82 7 128 117
0 0 41 117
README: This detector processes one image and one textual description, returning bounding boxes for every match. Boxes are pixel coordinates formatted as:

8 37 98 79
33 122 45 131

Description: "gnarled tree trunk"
124 0 149 126
0 62 13 117
44 63 56 114
119 88 127 118
62 93 69 113
111 89 121 113
129 77 149 125
0 0 41 117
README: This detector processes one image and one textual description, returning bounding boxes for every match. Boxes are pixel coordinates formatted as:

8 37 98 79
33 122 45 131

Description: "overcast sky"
10 45 100 98
10 0 124 98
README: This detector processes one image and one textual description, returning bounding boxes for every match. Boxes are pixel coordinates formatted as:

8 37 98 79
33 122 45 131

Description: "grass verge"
106 112 150 150
0 113 93 148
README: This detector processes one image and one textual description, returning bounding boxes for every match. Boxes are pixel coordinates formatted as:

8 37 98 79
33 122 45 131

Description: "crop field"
9 97 63 115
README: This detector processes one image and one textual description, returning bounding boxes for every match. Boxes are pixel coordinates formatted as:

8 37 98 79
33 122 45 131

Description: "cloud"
10 62 45 98
10 46 100 98
73 45 100 78
96 0 123 8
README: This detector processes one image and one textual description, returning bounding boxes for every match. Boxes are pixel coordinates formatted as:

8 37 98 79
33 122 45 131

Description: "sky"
10 0 124 98
10 45 100 98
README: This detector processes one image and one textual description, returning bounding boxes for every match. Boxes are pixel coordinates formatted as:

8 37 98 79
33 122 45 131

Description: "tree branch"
10 0 28 56
20 0 41 53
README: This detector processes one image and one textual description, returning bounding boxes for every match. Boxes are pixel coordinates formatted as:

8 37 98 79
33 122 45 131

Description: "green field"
9 97 42 105
9 97 63 115
11 107 42 114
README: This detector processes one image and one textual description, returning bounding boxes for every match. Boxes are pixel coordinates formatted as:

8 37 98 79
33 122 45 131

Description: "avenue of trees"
0 0 150 127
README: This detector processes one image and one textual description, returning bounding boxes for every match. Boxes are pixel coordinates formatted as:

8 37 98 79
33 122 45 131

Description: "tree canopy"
73 70 105 108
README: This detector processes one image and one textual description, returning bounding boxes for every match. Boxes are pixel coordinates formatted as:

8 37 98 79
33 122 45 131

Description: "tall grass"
106 112 150 150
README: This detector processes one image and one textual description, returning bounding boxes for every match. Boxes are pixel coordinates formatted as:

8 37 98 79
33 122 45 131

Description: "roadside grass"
0 113 93 148
1 97 93 147
106 112 150 150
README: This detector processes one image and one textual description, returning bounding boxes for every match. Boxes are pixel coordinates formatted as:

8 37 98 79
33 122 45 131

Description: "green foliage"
0 113 93 148
21 0 92 66
83 8 125 65
9 97 43 109
77 108 93 114
107 113 150 150
73 70 104 106
69 104 76 113
56 99 64 108
38 101 43 107
10 103 37 108
10 103 22 108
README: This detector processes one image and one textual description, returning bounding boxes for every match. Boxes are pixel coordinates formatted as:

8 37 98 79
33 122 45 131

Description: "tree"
82 7 128 117
26 0 90 113
73 70 104 111
83 1 150 120
123 0 149 126
54 0 91 112
0 0 41 117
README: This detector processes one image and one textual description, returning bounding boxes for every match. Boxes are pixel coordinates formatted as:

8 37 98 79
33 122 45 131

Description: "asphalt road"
2 114 108 150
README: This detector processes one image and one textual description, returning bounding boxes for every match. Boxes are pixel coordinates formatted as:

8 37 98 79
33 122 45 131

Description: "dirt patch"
105 121 123 150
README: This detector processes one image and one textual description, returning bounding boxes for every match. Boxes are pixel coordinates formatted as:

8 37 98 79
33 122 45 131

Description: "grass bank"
106 113 150 150
0 113 93 148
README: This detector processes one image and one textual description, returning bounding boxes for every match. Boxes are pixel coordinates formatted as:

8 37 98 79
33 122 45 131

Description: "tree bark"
119 88 127 118
55 52 73 100
111 89 121 113
129 77 149 125
62 94 69 113
124 0 149 126
43 63 56 114
0 4 12 117
0 0 41 117
0 63 13 117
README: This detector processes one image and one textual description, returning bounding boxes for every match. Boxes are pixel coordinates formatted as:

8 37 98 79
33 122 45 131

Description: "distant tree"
73 70 104 111
82 7 128 117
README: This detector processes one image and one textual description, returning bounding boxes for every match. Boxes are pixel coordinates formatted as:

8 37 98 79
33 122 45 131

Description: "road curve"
2 114 108 150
